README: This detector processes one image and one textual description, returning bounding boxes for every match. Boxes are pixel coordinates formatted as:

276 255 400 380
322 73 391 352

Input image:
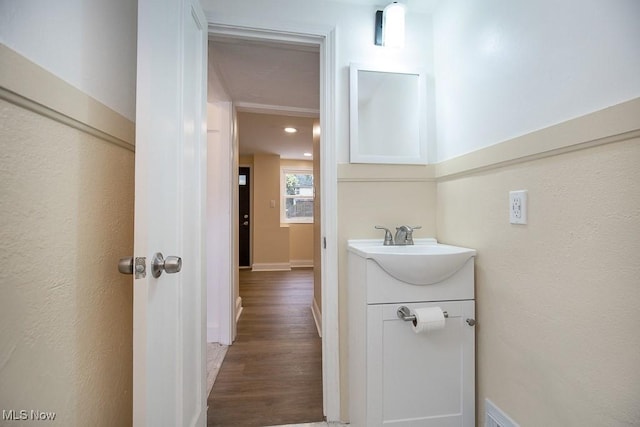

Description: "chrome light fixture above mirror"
374 2 406 48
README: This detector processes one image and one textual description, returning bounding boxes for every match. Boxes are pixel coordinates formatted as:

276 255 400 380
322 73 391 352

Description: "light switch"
270 200 276 208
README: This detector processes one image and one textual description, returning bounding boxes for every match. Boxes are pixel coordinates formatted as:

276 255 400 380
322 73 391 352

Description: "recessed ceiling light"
284 127 298 134
303 152 312 157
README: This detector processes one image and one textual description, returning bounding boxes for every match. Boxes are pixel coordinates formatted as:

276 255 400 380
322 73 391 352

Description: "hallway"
207 269 323 426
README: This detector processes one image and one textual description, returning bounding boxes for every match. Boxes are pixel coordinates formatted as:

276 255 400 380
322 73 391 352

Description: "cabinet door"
367 301 475 426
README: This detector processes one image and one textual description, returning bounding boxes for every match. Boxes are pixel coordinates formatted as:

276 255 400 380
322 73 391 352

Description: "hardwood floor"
207 268 323 427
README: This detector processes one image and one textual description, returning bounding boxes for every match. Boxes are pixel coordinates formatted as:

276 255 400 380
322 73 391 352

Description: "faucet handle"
404 225 422 245
375 226 394 246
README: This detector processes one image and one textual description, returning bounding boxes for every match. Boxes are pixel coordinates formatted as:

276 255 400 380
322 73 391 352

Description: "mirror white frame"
349 63 428 164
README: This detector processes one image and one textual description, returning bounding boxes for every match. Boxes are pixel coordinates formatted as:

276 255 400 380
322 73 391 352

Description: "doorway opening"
205 22 340 423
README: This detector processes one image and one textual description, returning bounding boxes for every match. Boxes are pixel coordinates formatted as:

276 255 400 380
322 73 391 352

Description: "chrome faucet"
394 225 422 245
375 225 422 245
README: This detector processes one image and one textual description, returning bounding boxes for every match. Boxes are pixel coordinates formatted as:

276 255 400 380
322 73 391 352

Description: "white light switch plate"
509 190 528 224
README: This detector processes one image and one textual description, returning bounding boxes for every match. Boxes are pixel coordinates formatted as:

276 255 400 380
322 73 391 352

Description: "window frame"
280 167 314 224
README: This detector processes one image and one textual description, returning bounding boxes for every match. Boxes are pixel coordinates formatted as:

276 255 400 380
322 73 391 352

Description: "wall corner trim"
0 44 135 151
338 163 436 182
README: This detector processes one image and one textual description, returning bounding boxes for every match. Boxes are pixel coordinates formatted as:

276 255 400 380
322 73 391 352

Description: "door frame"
206 21 340 421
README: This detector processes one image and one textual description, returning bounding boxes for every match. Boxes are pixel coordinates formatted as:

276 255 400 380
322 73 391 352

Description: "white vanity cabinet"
347 239 476 427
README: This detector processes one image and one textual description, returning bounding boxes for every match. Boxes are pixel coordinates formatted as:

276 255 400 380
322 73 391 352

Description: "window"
281 168 314 223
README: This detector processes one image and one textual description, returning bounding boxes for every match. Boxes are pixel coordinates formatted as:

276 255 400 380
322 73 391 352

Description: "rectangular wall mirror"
349 64 427 164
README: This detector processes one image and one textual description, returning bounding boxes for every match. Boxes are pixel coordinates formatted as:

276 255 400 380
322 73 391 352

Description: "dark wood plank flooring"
207 269 323 426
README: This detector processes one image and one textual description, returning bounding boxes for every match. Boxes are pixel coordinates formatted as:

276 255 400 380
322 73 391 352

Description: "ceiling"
237 112 316 159
209 37 320 160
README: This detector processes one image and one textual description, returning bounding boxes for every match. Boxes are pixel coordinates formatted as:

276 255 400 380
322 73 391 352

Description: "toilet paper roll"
412 306 446 334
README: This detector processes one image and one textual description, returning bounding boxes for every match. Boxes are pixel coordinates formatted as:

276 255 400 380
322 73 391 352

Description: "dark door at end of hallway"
239 167 251 267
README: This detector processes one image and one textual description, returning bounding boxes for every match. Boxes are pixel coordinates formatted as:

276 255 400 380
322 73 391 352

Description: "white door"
133 0 208 425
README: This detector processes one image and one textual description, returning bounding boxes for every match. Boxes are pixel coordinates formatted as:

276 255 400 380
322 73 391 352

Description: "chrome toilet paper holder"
397 306 448 322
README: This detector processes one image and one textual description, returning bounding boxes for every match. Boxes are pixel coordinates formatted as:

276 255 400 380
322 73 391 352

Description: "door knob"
118 257 134 274
243 221 249 226
151 252 182 278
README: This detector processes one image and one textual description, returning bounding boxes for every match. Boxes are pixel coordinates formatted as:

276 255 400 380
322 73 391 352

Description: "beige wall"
249 155 315 270
252 154 289 268
289 224 314 265
0 49 134 425
238 155 254 166
436 102 640 425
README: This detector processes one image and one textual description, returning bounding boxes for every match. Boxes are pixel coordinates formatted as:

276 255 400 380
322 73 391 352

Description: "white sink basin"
348 238 476 285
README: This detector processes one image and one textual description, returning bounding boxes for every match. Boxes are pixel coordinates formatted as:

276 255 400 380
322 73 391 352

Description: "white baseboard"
311 298 322 338
235 296 243 323
291 259 314 268
251 262 291 271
